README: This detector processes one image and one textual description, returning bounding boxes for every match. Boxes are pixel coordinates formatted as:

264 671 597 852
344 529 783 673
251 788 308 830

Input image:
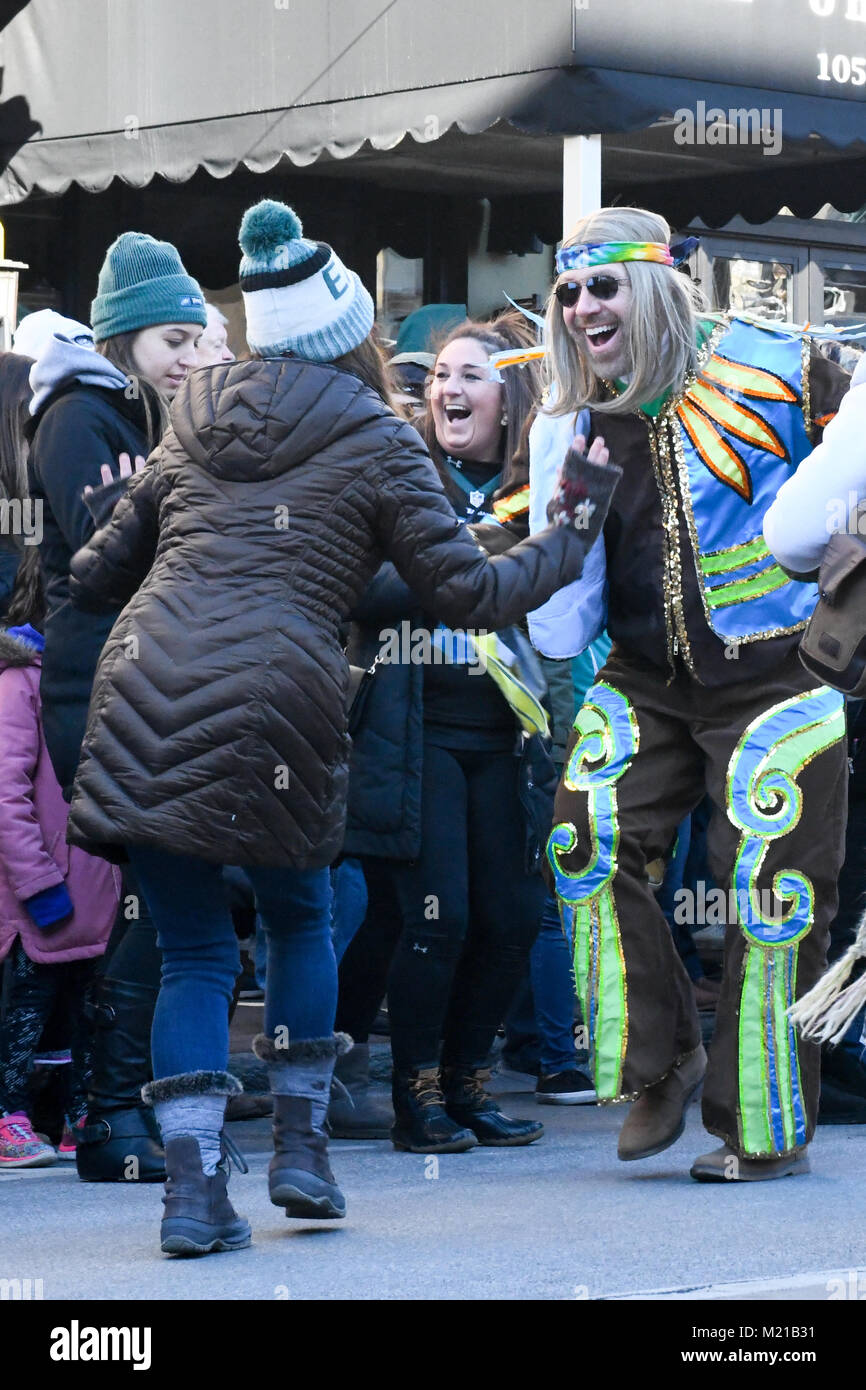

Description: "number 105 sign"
570 0 866 100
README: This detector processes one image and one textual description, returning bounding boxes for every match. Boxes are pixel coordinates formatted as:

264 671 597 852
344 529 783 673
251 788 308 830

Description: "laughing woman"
342 317 610 1152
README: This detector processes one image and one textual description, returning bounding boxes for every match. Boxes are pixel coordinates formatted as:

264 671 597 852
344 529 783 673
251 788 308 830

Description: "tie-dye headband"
555 238 698 274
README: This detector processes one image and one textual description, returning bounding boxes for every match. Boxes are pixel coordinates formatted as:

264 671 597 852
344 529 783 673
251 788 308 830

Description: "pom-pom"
239 200 304 259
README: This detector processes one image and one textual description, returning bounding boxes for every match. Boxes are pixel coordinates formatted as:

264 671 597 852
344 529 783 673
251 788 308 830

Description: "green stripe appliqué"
739 947 772 1156
701 535 771 576
706 563 790 609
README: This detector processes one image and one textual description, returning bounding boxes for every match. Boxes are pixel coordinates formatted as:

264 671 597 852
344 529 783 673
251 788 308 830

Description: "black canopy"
0 0 864 224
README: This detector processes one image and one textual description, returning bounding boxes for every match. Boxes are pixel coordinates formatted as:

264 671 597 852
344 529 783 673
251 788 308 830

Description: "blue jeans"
331 858 368 964
127 845 336 1080
253 855 368 987
505 895 576 1076
530 896 578 1074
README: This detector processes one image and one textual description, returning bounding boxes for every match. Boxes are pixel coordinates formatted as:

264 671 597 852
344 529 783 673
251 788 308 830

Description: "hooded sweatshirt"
27 337 152 796
27 335 125 418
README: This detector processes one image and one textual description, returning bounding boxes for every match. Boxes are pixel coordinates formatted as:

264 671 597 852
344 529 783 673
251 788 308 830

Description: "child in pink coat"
0 595 120 1167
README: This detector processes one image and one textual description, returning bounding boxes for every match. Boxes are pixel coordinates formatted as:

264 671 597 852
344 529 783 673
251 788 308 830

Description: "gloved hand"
24 882 74 930
547 433 622 550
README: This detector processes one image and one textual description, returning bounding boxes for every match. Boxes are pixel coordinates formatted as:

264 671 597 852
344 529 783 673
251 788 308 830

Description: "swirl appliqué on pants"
547 683 639 1100
726 685 845 1155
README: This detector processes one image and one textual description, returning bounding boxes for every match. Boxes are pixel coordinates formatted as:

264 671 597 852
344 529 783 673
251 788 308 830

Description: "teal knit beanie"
90 232 207 342
238 200 374 361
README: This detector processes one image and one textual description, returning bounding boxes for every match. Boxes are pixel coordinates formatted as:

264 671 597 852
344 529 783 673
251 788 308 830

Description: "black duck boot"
76 977 166 1182
391 1067 478 1153
159 1137 251 1257
442 1065 544 1147
253 1032 351 1219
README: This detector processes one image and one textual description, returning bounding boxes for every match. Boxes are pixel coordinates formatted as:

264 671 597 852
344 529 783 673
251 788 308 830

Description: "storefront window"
821 265 866 328
376 248 424 344
711 257 793 322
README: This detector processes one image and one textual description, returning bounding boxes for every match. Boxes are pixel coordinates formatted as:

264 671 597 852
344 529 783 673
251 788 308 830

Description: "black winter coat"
65 358 585 870
343 464 534 861
343 562 424 860
27 384 150 796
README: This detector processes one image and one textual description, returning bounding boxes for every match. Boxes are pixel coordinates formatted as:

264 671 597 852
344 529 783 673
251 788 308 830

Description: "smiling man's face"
558 264 634 382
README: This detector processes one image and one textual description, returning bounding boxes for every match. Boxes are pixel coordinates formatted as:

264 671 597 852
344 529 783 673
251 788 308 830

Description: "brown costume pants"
547 647 847 1158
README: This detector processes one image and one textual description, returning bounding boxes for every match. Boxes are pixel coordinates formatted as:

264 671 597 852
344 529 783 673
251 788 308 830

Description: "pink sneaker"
57 1116 86 1160
0 1112 57 1168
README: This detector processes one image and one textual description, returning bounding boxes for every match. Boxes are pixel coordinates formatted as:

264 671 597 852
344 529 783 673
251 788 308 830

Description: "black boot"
160 1136 252 1257
327 1043 393 1139
391 1067 477 1153
442 1066 544 1147
76 977 165 1182
253 1033 349 1219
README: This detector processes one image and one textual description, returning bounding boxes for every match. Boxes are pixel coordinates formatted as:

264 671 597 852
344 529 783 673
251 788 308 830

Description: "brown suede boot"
617 1044 707 1161
690 1144 810 1182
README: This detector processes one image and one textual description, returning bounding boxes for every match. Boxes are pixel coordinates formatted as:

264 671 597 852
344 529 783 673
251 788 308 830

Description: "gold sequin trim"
645 421 678 679
595 1044 703 1106
801 335 813 442
597 1091 642 1107
655 417 697 678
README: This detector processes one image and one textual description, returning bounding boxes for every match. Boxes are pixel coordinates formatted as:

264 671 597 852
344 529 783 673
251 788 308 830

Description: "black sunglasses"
555 275 623 307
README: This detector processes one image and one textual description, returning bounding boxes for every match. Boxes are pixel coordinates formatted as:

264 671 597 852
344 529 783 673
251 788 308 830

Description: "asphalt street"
3 1071 866 1302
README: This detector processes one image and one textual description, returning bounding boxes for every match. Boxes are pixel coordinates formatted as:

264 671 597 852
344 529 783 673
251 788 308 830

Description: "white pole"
562 134 602 240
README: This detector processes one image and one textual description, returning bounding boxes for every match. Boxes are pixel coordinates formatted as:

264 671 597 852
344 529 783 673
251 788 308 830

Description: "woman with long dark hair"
27 239 206 1182
63 202 616 1255
0 350 36 618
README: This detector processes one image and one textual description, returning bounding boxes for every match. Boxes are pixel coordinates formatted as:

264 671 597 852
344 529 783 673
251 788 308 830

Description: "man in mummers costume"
528 207 850 1181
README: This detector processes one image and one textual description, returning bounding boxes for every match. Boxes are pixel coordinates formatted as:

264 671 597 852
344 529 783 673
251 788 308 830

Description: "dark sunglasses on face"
555 274 623 307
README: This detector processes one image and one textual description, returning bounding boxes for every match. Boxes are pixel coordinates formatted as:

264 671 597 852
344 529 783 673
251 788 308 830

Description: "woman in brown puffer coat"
65 200 618 1259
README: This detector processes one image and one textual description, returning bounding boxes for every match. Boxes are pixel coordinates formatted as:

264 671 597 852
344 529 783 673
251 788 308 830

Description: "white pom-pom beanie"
238 199 375 361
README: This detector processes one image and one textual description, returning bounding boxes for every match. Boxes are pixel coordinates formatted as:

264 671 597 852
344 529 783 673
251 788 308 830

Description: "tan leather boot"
617 1044 707 1161
690 1144 810 1182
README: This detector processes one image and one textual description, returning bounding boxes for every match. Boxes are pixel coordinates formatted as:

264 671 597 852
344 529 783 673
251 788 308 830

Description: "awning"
0 0 865 218
3 61 866 205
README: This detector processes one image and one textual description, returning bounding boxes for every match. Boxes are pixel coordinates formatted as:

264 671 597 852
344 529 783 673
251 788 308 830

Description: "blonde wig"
543 207 710 417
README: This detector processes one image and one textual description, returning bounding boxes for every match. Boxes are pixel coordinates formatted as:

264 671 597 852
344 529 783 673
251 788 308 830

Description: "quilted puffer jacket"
65 358 585 870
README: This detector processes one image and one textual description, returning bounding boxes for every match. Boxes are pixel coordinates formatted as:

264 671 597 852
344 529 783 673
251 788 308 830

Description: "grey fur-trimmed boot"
142 1071 252 1257
253 1032 352 1220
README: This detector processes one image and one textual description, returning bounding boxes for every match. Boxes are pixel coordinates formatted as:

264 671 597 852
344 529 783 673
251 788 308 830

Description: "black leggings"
385 741 547 1072
336 858 403 1043
0 940 97 1121
100 864 162 987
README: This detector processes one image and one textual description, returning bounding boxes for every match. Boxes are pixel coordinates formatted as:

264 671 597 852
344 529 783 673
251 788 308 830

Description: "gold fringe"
788 904 866 1043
